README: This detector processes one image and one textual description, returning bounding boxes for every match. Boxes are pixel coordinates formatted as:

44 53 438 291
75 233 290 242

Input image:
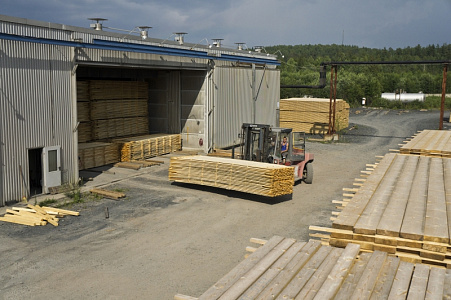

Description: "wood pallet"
400 130 451 157
0 205 79 226
175 236 451 299
310 152 451 267
168 156 294 197
113 134 182 162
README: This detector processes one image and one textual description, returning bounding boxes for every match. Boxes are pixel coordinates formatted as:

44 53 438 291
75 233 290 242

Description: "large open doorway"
28 148 43 196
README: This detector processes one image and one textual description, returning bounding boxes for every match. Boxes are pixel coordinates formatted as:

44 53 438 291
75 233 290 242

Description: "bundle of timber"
78 142 120 170
400 129 451 157
78 122 93 143
0 205 79 227
175 236 451 299
76 80 150 142
279 98 350 134
168 156 294 197
89 80 148 100
90 99 148 120
113 133 182 162
76 81 89 102
310 153 451 267
92 117 149 140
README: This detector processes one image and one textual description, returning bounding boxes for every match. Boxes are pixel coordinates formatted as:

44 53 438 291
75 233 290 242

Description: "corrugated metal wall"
0 39 76 205
212 66 279 149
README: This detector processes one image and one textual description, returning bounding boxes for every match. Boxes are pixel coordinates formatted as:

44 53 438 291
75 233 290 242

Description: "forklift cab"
268 128 306 165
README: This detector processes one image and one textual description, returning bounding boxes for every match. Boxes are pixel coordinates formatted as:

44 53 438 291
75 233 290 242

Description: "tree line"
264 44 451 107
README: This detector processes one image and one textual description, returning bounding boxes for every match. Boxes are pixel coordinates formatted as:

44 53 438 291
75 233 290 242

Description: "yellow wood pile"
168 156 294 197
400 129 451 157
279 98 350 134
176 237 451 300
78 142 120 170
113 134 182 162
310 153 451 267
0 205 79 226
90 188 125 200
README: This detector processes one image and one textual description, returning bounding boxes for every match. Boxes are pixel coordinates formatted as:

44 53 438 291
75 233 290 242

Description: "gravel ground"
0 108 449 299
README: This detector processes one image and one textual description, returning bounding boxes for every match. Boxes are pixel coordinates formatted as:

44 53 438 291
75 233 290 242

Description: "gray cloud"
2 0 450 49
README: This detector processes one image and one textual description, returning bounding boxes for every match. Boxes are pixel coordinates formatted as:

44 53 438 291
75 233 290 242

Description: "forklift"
238 123 314 184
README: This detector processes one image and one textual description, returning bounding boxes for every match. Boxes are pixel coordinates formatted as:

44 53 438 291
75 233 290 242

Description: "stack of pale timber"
76 80 149 142
78 142 120 170
310 152 451 267
0 205 79 226
279 98 350 134
113 133 182 162
91 117 149 140
168 156 294 197
400 129 451 157
175 236 451 299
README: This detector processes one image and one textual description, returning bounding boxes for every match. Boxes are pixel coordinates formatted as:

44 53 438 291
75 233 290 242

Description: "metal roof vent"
138 26 152 40
235 42 245 50
174 32 187 45
254 46 264 53
88 18 108 30
212 39 223 48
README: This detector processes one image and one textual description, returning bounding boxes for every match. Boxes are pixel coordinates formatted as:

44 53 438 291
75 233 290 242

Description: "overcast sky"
2 0 450 50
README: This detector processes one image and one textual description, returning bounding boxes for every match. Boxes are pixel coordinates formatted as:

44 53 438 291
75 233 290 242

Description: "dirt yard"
0 108 448 299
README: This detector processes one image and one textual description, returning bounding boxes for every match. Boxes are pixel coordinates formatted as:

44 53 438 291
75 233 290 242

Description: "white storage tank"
381 92 426 102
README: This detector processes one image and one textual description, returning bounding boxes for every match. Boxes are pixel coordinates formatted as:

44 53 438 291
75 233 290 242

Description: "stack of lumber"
175 236 451 299
168 156 294 197
78 142 120 170
0 205 79 227
76 80 149 142
400 129 451 157
279 98 350 134
113 134 182 162
91 117 149 140
310 152 451 267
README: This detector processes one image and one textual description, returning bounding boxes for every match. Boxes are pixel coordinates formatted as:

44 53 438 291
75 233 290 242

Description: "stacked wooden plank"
76 80 149 142
78 142 120 170
175 237 451 299
310 152 451 267
168 156 294 197
279 98 350 134
0 205 79 227
113 134 182 162
400 130 451 157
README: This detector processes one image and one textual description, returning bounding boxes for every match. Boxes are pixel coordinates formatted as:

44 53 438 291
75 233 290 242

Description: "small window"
48 149 58 172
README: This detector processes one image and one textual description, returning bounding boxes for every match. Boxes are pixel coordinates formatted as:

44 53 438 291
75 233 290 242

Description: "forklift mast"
240 123 271 162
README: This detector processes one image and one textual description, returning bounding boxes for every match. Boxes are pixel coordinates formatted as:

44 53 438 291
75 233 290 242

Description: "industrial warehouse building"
0 15 280 206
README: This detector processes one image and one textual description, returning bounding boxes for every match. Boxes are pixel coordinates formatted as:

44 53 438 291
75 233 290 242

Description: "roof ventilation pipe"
174 32 187 45
281 64 327 89
212 39 223 47
88 18 108 30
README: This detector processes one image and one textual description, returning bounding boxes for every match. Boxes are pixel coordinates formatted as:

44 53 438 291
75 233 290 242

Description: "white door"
42 146 61 193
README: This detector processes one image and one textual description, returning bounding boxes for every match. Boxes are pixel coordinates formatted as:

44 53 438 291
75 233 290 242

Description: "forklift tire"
304 163 313 184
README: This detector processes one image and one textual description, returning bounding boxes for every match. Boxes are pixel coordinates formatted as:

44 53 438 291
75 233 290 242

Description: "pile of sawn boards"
400 129 451 157
279 98 350 135
175 236 451 299
77 80 149 143
113 133 182 162
310 129 451 268
78 142 120 170
168 156 294 197
0 205 79 226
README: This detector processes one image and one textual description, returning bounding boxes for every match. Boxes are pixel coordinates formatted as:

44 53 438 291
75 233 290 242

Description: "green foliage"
38 198 58 207
266 44 450 105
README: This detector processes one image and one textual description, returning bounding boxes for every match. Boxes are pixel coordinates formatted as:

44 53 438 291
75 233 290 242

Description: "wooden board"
176 237 451 299
168 156 295 197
